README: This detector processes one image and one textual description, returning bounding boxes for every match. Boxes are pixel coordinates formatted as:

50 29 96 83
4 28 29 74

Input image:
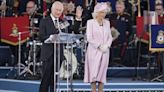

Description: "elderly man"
25 1 36 16
108 0 132 59
22 1 43 40
39 1 82 92
0 0 14 16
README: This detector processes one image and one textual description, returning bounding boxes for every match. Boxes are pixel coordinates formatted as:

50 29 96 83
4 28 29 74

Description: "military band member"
108 0 132 46
155 3 164 24
108 0 132 58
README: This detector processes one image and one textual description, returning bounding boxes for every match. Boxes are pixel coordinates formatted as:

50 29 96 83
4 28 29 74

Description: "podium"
45 32 83 92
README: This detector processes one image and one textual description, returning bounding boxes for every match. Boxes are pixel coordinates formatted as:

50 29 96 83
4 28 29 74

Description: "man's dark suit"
39 16 81 92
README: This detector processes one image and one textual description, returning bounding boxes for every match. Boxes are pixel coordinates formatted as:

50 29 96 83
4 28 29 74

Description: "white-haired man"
108 0 132 60
39 1 81 92
39 1 82 92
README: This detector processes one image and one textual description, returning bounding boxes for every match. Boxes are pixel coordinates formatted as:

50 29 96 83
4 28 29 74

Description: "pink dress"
84 19 113 83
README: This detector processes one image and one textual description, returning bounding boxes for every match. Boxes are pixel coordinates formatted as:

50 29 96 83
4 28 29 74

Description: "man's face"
155 5 163 15
52 5 63 18
116 4 124 14
26 2 35 15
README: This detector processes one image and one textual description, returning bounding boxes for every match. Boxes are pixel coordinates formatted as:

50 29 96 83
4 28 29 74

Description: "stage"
0 67 164 92
0 78 164 92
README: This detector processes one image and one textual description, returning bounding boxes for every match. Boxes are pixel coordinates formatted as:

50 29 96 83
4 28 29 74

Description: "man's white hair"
51 1 64 12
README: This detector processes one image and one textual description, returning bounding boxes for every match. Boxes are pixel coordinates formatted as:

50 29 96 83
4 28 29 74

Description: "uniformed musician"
108 0 132 46
155 3 164 24
108 0 132 61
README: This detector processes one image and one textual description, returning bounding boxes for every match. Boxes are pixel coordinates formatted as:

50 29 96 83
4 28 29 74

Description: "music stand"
45 32 83 92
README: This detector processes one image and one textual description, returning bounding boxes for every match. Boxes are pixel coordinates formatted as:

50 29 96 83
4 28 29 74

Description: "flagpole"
138 0 141 17
134 0 142 81
85 0 88 7
132 0 134 16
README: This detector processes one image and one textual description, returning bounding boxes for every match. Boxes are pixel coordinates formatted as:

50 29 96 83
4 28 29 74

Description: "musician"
155 2 164 78
84 3 113 92
21 1 44 40
0 1 6 11
108 0 132 58
23 1 43 24
155 3 164 24
62 1 83 34
0 0 15 16
39 1 82 92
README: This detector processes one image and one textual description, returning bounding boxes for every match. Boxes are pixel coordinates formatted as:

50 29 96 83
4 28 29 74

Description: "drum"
25 40 42 68
59 49 78 79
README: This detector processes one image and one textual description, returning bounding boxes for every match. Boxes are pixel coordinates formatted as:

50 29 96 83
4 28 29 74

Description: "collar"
50 13 58 21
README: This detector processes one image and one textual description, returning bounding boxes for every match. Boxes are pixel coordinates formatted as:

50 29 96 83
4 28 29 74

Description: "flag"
0 16 30 46
150 25 164 51
136 16 149 43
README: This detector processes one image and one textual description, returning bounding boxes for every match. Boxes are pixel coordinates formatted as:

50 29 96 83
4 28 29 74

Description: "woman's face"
96 10 106 20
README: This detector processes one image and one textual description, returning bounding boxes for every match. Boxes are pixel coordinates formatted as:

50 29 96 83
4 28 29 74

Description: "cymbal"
24 26 39 30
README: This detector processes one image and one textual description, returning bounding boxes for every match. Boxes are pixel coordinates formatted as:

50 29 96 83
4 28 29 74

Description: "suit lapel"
47 16 58 34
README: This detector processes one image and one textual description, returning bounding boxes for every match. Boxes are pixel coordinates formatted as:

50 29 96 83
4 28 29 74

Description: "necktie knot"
54 19 57 23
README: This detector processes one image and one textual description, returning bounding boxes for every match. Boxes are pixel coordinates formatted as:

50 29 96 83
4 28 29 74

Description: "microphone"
59 20 70 29
54 18 70 33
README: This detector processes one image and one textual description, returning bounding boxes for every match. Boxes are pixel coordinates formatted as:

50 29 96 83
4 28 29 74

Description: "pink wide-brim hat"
93 3 108 13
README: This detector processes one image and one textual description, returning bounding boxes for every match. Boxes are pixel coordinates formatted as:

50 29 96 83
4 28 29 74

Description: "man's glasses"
155 8 163 10
26 7 34 9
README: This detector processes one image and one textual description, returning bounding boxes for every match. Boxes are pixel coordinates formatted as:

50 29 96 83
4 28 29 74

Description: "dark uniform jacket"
158 14 164 24
108 12 132 45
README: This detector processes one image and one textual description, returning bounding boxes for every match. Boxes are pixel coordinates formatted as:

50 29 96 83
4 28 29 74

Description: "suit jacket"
39 16 57 61
39 16 81 61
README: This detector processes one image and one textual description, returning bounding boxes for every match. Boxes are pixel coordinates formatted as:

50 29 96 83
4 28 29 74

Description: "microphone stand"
133 0 146 80
29 6 38 76
18 31 30 76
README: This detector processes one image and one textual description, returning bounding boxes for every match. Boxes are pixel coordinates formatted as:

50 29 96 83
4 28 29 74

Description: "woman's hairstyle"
92 2 108 18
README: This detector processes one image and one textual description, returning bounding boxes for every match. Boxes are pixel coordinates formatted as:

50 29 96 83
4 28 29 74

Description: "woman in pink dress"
84 2 113 92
